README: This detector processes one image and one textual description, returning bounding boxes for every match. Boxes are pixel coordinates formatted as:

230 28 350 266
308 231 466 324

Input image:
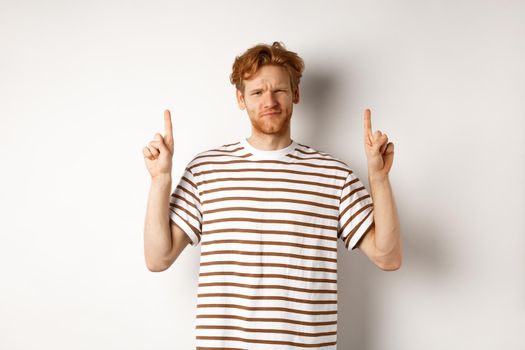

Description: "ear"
236 89 246 110
293 85 300 104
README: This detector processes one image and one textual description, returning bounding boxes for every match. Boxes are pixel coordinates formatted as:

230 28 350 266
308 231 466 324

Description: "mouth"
261 111 281 117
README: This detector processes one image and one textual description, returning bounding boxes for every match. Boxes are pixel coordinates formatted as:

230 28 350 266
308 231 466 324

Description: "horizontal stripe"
189 158 349 173
197 293 337 305
198 282 337 294
195 151 251 159
196 324 336 337
295 145 335 158
200 260 337 274
199 176 341 190
200 250 337 263
194 166 347 180
198 271 337 284
203 217 337 231
200 186 340 200
287 153 348 167
204 206 337 221
202 228 337 242
202 239 337 253
196 304 337 315
203 196 338 210
196 314 337 326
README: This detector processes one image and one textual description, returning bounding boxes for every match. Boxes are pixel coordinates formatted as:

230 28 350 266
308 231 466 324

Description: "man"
143 41 401 349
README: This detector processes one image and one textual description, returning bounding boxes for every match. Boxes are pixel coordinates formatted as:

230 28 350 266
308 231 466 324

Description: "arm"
142 110 191 272
358 108 402 271
357 175 402 270
143 175 191 272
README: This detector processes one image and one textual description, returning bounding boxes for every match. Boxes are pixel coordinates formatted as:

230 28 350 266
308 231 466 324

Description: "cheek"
281 96 293 108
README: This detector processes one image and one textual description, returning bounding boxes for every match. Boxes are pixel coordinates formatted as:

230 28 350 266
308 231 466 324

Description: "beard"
250 110 292 135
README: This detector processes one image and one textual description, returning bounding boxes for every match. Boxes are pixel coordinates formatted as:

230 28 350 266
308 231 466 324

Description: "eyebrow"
248 86 288 93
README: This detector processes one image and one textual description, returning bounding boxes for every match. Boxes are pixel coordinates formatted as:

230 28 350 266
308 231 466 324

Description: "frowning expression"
236 65 300 135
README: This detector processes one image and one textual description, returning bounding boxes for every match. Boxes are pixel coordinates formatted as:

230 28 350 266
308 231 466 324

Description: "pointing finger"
364 109 373 145
164 109 174 151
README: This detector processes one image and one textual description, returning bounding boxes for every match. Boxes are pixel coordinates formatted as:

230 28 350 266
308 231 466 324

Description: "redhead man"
143 41 401 349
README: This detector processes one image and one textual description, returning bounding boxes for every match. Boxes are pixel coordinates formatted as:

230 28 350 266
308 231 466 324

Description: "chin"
259 121 287 133
250 114 291 135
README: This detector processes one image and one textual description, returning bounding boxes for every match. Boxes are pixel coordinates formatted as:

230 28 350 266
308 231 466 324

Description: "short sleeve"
169 166 202 247
338 171 375 251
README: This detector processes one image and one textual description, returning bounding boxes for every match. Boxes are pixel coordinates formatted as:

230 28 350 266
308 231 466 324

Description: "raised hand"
143 110 175 179
363 108 394 178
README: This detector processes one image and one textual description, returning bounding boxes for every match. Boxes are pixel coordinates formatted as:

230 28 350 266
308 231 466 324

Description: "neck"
247 129 292 151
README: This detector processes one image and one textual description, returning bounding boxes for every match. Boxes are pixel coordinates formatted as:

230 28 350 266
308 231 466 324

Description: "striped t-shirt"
169 137 375 349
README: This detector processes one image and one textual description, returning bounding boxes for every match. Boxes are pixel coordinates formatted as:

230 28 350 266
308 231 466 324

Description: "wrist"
151 173 172 186
368 172 389 184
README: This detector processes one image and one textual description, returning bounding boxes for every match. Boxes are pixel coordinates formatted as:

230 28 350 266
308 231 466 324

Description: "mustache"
261 110 281 116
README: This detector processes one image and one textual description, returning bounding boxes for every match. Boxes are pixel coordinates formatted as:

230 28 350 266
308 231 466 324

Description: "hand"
143 110 174 179
363 108 394 178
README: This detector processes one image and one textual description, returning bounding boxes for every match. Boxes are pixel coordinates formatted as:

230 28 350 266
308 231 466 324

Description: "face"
236 65 300 136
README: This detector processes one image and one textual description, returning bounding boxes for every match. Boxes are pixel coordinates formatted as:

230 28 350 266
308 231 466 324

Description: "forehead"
244 65 290 88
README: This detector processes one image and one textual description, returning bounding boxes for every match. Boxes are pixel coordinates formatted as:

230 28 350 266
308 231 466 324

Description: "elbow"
375 248 402 271
379 253 402 271
145 256 169 272
377 237 402 271
380 259 402 271
146 263 168 272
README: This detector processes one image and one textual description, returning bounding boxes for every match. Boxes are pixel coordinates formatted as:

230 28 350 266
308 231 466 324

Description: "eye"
252 91 262 96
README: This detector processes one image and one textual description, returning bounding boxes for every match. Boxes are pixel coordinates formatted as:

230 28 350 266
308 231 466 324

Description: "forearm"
369 174 402 262
144 174 173 268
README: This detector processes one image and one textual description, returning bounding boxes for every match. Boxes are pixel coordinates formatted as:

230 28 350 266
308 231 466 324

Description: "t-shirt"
169 137 375 350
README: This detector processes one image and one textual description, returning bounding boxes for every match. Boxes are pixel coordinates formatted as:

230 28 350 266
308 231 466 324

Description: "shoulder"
294 141 353 174
185 140 244 169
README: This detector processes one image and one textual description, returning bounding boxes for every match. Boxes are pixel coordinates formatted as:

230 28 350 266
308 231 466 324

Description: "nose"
263 91 278 109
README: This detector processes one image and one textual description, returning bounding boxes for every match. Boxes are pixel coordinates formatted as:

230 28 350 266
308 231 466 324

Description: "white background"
1 0 524 349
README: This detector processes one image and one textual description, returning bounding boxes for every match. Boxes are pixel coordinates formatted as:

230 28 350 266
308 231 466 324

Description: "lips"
262 111 281 117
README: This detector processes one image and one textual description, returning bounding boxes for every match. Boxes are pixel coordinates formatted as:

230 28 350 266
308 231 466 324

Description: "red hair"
230 41 305 95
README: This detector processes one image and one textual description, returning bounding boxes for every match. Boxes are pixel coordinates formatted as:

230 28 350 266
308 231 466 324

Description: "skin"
235 65 299 151
360 109 402 270
143 110 174 178
142 65 402 272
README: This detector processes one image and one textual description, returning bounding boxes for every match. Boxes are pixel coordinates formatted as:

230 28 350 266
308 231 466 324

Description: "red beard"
251 111 292 135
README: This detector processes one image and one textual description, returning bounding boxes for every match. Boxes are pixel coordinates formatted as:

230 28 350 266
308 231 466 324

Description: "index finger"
364 108 373 140
164 109 173 143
